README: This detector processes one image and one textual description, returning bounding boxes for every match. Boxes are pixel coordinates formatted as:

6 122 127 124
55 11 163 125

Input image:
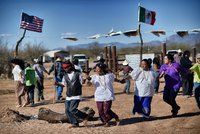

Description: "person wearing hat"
121 60 133 94
87 63 120 127
190 54 200 109
55 61 88 128
49 57 65 101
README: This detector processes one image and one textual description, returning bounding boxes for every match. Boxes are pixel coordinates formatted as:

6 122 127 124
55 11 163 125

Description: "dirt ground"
0 77 200 134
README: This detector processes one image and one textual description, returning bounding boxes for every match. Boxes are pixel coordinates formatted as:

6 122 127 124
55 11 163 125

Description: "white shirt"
74 65 82 72
91 73 115 101
131 68 155 97
61 71 82 100
33 64 46 78
12 65 22 81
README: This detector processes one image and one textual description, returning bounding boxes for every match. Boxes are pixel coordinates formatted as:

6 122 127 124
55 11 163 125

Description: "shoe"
82 116 89 127
103 123 110 127
41 96 45 100
68 124 79 129
142 114 150 119
16 105 22 108
82 119 88 127
22 102 30 107
172 106 180 117
115 118 120 126
30 103 35 107
132 109 136 115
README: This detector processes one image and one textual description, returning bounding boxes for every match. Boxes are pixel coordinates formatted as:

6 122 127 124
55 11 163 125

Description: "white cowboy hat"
122 60 129 65
196 54 200 59
56 57 61 61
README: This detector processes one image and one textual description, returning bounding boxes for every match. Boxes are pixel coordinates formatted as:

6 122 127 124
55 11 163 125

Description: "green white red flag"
138 6 156 25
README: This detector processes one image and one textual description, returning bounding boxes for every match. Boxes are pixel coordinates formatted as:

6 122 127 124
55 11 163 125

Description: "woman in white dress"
88 63 120 127
131 59 155 118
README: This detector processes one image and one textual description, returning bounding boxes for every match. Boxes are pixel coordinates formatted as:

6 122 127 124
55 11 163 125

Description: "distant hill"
167 32 200 45
53 33 200 50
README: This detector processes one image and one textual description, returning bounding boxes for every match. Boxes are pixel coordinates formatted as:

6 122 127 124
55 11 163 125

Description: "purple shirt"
160 62 182 91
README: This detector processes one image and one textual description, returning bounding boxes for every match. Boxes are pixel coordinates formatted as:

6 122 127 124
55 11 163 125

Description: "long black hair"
10 58 25 70
96 63 108 74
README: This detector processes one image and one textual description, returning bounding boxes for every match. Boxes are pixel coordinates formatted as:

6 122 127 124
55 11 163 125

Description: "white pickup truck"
73 54 88 68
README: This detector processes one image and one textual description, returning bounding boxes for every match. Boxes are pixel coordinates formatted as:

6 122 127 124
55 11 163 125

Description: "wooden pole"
192 47 196 63
138 24 143 62
14 29 26 57
162 42 167 62
85 59 89 72
111 45 117 73
104 46 108 66
108 46 112 70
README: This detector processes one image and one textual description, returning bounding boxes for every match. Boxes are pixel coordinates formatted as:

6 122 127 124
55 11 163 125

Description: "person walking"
121 60 133 94
88 63 120 127
10 59 26 108
190 54 200 109
180 50 193 97
131 59 155 118
55 61 88 128
49 57 64 101
160 54 183 117
33 60 49 102
153 61 160 94
24 63 36 107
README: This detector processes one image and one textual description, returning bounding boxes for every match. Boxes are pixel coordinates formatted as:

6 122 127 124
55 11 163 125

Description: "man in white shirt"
56 61 88 128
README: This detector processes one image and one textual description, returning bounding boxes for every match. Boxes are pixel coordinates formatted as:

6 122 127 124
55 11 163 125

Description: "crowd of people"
10 50 200 128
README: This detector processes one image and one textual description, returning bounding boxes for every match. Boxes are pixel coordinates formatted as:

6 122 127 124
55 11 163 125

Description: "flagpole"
14 29 26 58
138 3 144 62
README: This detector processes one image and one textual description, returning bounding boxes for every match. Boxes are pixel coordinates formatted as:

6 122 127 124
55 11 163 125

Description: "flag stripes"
20 12 43 33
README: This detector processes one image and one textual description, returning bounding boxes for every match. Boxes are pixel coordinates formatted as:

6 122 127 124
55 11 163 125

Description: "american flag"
20 12 43 33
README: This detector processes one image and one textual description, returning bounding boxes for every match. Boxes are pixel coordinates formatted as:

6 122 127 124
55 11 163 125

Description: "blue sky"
0 0 200 49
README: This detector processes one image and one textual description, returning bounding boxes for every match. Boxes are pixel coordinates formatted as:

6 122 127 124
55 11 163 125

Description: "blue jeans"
194 82 200 109
124 79 130 93
55 76 63 100
65 100 87 125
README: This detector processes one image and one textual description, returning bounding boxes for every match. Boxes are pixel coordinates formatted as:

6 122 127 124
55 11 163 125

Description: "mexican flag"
138 6 156 25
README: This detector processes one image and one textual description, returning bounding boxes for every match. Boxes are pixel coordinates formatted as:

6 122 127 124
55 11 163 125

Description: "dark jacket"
64 71 82 97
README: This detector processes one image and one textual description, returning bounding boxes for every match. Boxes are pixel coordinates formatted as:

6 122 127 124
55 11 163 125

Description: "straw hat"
56 57 61 62
196 54 200 59
122 60 129 65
